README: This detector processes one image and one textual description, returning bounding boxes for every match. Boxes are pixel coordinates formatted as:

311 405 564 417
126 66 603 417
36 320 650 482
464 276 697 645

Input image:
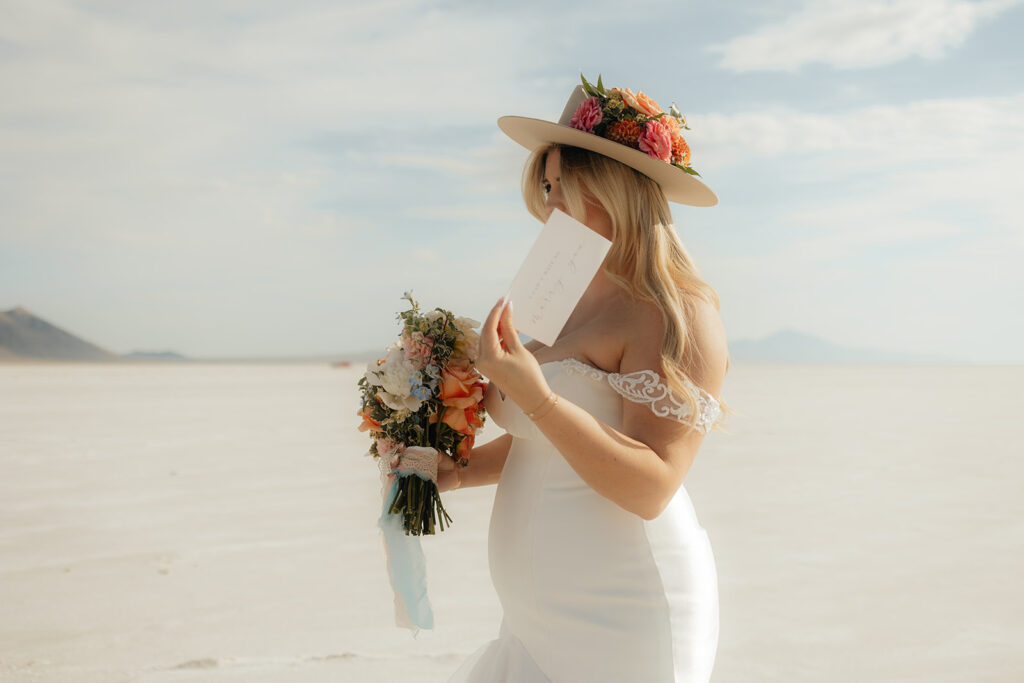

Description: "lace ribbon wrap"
379 445 439 483
560 358 723 434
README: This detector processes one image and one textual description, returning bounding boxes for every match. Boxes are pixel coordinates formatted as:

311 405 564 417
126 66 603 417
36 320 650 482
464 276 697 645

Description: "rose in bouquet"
358 292 487 536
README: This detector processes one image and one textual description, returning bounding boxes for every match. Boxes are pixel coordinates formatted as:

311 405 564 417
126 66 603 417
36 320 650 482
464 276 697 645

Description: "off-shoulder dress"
446 356 724 683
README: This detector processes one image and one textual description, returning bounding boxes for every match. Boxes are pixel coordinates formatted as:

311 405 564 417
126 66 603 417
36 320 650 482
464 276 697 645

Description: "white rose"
369 346 424 412
453 316 481 360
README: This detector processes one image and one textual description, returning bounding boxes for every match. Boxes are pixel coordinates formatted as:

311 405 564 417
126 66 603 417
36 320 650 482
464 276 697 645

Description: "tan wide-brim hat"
498 85 718 207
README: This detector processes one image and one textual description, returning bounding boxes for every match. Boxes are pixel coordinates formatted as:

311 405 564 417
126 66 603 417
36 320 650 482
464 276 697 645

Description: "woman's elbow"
636 495 671 521
635 470 686 520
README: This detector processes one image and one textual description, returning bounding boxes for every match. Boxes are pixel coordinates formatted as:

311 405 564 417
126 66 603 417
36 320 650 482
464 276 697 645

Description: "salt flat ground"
0 362 1021 682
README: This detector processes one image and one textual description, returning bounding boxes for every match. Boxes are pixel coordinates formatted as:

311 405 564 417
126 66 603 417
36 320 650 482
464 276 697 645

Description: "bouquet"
358 292 487 536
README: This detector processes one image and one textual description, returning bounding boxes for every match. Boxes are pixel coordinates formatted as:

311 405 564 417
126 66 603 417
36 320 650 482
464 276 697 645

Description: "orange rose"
438 404 484 435
440 360 485 410
613 87 663 118
634 90 663 118
357 406 381 433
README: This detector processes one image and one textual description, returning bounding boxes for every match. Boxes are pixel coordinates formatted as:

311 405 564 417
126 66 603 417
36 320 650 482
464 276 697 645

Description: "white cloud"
0 0 560 264
709 0 1022 72
695 93 1024 185
688 94 1024 362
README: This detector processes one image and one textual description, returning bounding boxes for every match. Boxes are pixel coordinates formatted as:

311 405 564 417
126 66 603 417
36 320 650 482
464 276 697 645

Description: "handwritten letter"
505 209 612 346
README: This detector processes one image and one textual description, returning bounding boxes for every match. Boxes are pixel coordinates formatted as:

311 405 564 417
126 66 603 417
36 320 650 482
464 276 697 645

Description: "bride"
437 79 731 683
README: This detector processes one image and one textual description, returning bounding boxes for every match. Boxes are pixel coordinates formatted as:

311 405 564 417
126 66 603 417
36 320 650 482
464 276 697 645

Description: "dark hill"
0 306 121 362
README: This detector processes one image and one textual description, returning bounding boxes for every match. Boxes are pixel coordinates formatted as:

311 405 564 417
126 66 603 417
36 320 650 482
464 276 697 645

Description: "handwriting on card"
505 210 611 346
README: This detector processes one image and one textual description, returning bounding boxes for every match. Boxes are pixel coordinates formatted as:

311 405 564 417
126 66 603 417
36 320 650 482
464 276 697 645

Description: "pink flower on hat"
569 96 603 133
638 118 672 162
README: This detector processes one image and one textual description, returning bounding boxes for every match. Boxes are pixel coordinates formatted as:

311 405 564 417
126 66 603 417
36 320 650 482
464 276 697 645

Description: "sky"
1 0 1022 363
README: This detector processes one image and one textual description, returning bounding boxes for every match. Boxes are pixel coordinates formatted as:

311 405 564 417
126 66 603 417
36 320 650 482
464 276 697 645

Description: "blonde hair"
522 144 733 433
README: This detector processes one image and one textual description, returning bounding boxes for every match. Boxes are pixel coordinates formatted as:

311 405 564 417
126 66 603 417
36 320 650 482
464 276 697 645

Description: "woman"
440 79 731 683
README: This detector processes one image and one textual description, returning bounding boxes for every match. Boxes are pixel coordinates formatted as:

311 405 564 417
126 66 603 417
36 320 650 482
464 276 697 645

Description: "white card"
505 209 612 346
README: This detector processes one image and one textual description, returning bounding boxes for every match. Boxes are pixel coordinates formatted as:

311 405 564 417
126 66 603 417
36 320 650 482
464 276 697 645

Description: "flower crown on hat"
570 74 701 178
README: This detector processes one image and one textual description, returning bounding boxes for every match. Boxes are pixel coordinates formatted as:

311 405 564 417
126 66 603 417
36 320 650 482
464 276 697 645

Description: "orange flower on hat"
671 135 691 167
633 91 664 118
604 119 643 148
611 87 663 118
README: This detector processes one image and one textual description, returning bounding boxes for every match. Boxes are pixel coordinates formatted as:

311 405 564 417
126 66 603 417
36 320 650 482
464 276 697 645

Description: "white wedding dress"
447 357 723 683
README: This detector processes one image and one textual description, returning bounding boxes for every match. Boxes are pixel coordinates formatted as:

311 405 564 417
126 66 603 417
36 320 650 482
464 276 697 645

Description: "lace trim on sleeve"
607 369 723 434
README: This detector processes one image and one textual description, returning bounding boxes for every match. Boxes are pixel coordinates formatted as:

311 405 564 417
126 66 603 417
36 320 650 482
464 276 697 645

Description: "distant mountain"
0 306 121 362
729 328 957 364
121 350 189 362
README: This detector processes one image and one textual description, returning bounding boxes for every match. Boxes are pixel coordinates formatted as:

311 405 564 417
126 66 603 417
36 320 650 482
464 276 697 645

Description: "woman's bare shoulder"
613 295 662 349
616 293 728 393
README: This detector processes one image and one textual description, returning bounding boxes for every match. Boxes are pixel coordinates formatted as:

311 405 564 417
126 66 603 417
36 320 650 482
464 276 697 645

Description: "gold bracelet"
452 465 463 490
524 391 555 419
527 392 559 421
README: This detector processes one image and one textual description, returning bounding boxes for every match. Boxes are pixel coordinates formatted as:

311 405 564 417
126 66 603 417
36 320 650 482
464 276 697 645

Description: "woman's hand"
476 297 551 411
436 452 461 492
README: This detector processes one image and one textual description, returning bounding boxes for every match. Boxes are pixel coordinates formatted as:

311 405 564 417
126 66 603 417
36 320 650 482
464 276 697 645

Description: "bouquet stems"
388 475 453 536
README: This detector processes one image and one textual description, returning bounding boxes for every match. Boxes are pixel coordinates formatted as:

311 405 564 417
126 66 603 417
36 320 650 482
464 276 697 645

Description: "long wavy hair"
522 143 732 432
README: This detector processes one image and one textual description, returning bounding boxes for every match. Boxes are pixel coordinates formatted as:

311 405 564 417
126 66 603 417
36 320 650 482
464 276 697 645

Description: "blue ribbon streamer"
378 477 434 632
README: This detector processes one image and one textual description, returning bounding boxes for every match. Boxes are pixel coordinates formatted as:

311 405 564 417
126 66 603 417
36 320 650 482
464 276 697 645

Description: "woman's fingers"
478 296 506 358
498 300 524 353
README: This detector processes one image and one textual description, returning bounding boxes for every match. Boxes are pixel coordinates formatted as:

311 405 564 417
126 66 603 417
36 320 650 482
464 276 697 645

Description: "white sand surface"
1 362 1022 682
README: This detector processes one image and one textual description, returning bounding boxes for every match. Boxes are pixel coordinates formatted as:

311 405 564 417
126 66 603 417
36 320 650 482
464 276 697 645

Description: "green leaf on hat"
674 163 702 177
596 74 605 94
580 73 599 97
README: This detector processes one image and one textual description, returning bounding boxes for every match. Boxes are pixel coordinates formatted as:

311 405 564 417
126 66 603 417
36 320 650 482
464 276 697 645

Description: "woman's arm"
476 297 727 520
437 433 513 492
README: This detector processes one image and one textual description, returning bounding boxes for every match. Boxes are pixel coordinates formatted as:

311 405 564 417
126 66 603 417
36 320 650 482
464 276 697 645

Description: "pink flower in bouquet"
376 437 402 457
569 96 603 133
401 331 434 369
639 118 673 162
